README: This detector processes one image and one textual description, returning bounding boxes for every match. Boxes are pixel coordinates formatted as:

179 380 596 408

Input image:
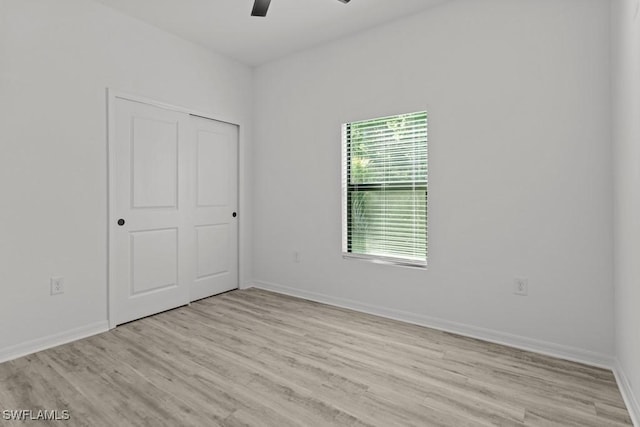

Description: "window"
342 111 428 267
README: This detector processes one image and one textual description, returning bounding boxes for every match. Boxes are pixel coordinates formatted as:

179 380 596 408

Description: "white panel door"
190 116 238 301
113 99 193 325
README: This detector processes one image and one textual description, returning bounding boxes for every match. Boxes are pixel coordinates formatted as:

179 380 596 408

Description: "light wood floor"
0 288 632 426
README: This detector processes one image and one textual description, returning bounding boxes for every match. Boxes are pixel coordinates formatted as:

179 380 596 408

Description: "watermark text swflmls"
2 409 70 421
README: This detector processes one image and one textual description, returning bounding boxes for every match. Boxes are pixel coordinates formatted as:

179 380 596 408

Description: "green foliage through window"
343 112 427 264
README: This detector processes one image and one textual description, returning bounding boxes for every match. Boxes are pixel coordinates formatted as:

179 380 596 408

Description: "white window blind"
342 111 428 266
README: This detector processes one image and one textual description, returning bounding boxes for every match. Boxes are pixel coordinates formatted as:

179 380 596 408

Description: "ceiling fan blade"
251 0 271 17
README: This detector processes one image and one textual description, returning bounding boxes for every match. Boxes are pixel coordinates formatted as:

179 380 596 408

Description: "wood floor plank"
0 288 632 426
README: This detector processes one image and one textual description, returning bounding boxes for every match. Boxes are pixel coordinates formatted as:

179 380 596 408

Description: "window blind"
342 111 428 266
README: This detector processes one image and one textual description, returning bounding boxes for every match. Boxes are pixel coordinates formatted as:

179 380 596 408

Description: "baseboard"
250 280 613 370
614 359 640 427
239 281 255 290
0 321 110 364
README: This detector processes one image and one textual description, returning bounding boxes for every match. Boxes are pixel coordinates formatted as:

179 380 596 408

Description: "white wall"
612 0 640 421
253 0 614 361
0 0 253 356
0 0 619 373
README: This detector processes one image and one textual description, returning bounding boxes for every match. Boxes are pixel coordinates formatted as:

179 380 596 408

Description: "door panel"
130 228 178 296
196 224 230 278
197 130 230 207
113 99 191 325
190 116 238 301
131 117 179 209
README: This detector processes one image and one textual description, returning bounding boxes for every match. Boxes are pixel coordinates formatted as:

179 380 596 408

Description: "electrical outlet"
50 277 64 295
293 251 301 263
514 277 528 296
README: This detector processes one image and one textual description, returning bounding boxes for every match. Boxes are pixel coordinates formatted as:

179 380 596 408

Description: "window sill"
342 253 427 270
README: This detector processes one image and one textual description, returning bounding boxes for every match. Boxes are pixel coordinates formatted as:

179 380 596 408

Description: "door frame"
106 89 241 329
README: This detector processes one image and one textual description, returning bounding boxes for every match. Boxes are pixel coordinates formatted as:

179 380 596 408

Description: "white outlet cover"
50 277 64 295
514 277 528 296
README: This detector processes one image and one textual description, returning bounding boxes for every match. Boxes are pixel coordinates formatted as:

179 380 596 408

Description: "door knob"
117 219 125 226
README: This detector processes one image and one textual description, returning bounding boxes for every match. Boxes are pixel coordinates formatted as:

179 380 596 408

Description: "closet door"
189 116 239 301
112 99 193 325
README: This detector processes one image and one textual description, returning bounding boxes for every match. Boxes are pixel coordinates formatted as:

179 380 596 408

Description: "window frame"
342 113 428 268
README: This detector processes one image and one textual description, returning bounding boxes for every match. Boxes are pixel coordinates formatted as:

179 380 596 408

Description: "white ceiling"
93 0 448 66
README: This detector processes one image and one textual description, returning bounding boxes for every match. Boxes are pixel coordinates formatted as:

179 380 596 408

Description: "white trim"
107 88 117 329
613 359 640 426
250 280 614 369
239 281 255 290
107 89 238 125
106 88 243 329
342 253 427 269
0 321 109 364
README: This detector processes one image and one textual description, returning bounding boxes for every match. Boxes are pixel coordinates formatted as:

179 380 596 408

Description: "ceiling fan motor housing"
252 0 351 17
